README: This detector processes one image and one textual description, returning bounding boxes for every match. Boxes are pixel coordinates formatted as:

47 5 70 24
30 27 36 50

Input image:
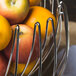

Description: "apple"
0 52 8 76
0 15 12 51
0 0 29 24
4 24 40 64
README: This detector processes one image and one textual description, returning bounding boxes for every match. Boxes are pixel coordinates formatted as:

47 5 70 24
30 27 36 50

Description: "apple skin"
4 24 40 64
0 52 8 76
0 0 29 25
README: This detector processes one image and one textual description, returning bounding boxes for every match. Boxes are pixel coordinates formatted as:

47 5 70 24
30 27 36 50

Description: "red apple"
0 0 29 24
4 24 40 64
0 52 8 76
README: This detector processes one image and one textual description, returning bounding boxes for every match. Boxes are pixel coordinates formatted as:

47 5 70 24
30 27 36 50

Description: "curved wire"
5 1 69 76
56 1 70 76
15 25 20 76
5 26 17 76
21 22 42 76
47 18 57 76
60 1 69 57
28 17 56 76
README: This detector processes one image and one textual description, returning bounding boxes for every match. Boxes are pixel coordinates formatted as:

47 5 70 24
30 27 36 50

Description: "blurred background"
44 0 76 21
61 0 76 45
42 0 76 45
62 0 76 21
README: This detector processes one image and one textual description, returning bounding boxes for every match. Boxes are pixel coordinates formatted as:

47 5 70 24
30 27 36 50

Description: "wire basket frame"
5 0 69 76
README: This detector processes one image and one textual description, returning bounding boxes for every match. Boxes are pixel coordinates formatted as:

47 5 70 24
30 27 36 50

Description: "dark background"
60 0 76 21
45 0 76 21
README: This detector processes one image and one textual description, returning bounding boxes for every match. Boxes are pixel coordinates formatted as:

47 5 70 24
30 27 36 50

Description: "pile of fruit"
0 0 56 75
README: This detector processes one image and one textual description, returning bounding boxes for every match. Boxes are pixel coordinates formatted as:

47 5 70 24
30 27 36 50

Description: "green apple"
0 0 29 24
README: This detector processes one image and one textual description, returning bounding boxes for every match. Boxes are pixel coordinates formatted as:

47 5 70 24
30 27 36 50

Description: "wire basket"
5 0 70 76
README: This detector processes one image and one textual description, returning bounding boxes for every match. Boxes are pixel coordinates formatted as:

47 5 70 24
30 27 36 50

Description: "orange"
0 15 12 50
24 6 56 41
10 59 37 75
29 0 41 6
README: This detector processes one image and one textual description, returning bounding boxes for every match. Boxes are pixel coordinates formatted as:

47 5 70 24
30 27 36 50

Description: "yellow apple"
0 15 12 51
0 0 29 24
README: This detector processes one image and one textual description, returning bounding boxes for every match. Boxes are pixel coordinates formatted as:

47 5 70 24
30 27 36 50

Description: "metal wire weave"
5 0 69 76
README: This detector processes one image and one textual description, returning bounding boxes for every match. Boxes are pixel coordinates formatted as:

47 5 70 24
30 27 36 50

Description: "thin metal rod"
47 18 57 76
34 22 42 76
5 1 70 76
52 0 54 14
28 3 69 75
61 1 70 75
56 6 63 52
56 1 70 76
28 17 55 76
43 18 57 76
49 0 52 7
21 22 42 76
5 28 17 76
57 0 59 6
29 1 69 76
28 22 42 76
44 0 46 8
42 16 51 49
57 50 66 70
21 25 36 76
28 43 54 76
58 0 69 61
61 1 69 57
28 15 61 76
15 25 20 76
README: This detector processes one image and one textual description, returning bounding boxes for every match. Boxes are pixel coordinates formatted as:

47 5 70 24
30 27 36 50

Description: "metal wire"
5 26 17 76
58 1 70 76
20 22 42 76
4 1 69 76
28 17 57 76
15 25 20 76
